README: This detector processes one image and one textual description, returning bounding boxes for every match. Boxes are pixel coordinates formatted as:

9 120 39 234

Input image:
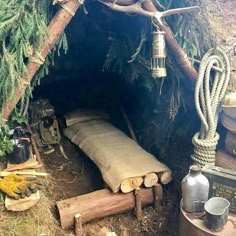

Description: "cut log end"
120 177 143 193
75 213 81 219
143 173 158 188
159 172 172 184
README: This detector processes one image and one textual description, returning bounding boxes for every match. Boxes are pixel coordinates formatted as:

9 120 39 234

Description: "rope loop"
192 48 231 166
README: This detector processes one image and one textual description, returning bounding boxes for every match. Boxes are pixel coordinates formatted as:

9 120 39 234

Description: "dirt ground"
0 1 235 235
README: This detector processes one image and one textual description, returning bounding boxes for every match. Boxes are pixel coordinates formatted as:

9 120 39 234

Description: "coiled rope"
191 48 231 166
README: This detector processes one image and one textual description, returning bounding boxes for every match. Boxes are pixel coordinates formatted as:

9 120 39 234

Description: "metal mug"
204 197 230 232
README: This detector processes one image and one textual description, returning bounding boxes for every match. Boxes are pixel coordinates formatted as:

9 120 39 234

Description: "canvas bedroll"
64 116 172 193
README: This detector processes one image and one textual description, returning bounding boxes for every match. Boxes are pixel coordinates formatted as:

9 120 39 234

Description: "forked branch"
99 0 199 25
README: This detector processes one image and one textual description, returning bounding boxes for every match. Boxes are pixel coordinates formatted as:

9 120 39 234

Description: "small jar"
181 165 209 212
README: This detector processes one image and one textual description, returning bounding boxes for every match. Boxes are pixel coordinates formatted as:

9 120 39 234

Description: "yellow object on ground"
0 174 43 200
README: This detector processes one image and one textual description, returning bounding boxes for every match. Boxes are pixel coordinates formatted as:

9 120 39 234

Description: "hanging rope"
192 47 231 166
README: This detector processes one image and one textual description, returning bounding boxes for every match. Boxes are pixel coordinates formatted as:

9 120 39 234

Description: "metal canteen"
204 197 230 232
181 165 209 212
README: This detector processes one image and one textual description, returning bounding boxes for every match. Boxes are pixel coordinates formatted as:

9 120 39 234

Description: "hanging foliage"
103 0 215 115
0 0 68 109
0 0 68 156
103 32 150 83
101 0 216 157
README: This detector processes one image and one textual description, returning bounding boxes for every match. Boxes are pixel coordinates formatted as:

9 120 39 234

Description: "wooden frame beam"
1 0 84 125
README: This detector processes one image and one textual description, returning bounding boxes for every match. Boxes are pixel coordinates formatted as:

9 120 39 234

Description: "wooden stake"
152 184 163 210
143 173 158 188
120 177 143 193
134 188 142 221
74 214 83 236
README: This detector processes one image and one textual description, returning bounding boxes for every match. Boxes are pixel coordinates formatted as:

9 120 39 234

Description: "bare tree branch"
99 0 199 25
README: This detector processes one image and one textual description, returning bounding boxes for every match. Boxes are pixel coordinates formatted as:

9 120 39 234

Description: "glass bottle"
181 165 209 212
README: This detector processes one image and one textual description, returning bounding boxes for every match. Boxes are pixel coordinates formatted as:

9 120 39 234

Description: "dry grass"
0 192 72 236
0 170 74 236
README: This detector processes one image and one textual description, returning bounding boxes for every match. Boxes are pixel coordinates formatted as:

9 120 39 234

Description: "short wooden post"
134 188 142 221
153 184 163 210
74 213 83 236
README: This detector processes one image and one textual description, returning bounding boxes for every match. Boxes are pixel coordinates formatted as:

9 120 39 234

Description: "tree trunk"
1 0 84 124
56 186 163 229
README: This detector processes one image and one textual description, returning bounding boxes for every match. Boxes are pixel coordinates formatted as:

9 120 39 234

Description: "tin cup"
204 197 230 232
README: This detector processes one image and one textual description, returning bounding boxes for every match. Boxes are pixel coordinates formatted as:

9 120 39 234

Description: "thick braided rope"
192 48 231 166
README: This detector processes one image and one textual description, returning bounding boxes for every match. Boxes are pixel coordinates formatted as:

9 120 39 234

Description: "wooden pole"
153 184 163 210
1 0 84 125
134 188 142 221
56 186 163 229
74 214 83 236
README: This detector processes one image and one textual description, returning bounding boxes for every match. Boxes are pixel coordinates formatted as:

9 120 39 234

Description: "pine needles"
0 0 68 156
103 32 150 83
0 0 67 113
